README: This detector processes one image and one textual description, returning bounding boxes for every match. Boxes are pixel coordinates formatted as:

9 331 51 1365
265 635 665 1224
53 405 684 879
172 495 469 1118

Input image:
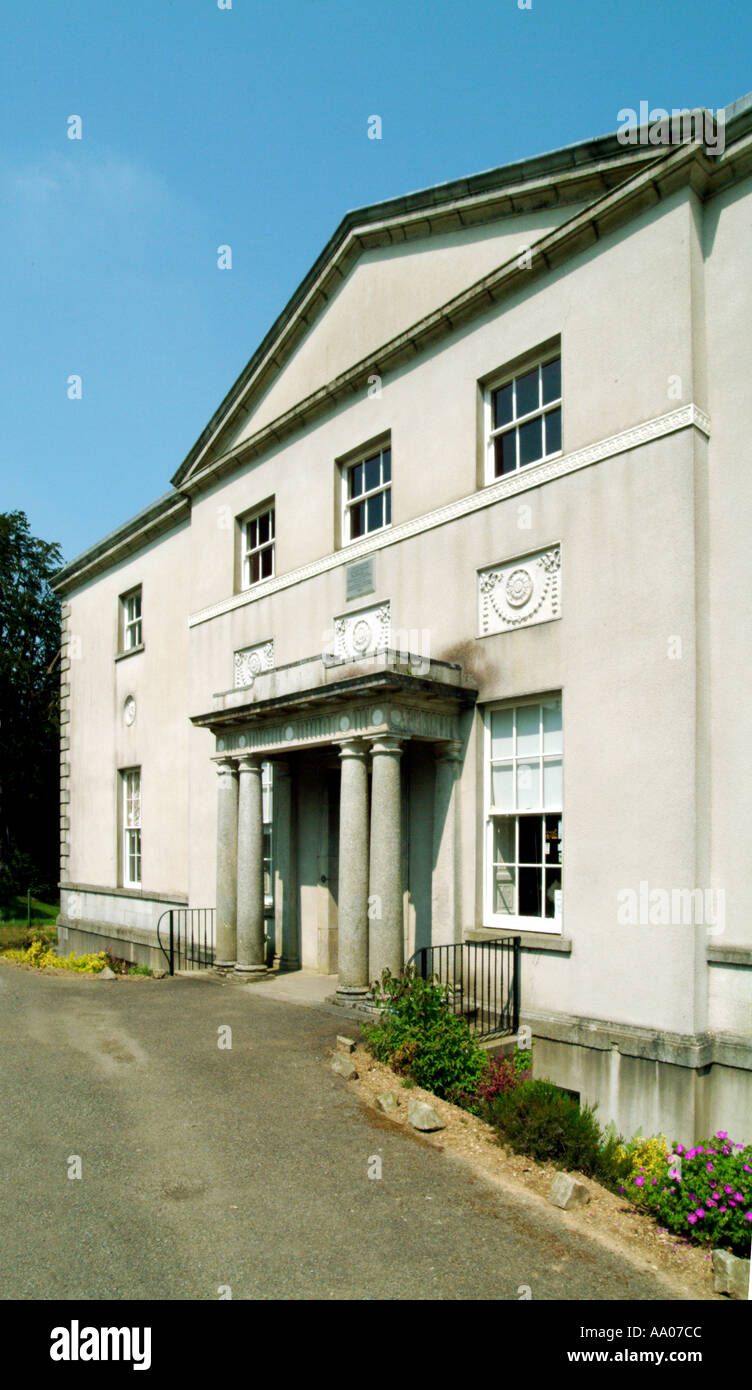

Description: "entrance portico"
191 651 478 994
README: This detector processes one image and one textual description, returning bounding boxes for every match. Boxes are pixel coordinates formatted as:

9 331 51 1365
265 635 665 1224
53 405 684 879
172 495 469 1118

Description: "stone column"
336 739 370 1000
274 761 300 971
235 756 268 976
432 740 463 946
215 757 239 969
368 736 404 983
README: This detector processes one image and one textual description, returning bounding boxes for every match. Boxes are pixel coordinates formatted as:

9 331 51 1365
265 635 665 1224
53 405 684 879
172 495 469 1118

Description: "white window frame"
483 695 563 933
121 767 142 889
342 443 391 545
242 504 275 589
484 353 562 486
121 587 142 651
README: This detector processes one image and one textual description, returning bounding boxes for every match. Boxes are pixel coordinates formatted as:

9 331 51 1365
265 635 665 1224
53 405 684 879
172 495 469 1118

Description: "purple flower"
735 1192 743 1201
706 1163 714 1172
745 1213 752 1222
635 1176 645 1187
695 1208 705 1218
719 1207 728 1213
743 1164 752 1173
652 1178 657 1185
687 1214 697 1225
725 1185 734 1194
676 1144 685 1154
716 1131 728 1140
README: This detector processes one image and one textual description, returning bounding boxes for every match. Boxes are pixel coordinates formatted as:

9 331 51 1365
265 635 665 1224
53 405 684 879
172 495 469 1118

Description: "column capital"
369 735 404 758
215 756 239 775
237 754 263 774
337 737 369 760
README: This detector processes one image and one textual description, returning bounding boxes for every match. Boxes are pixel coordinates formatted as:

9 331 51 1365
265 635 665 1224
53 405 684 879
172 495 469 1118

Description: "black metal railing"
406 938 520 1039
157 908 216 975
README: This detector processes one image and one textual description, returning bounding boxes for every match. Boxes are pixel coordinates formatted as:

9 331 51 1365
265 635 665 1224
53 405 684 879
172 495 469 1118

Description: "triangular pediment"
171 127 726 492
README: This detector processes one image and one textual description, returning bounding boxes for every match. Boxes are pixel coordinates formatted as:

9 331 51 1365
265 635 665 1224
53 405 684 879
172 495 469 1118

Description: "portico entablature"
211 700 463 758
190 651 478 757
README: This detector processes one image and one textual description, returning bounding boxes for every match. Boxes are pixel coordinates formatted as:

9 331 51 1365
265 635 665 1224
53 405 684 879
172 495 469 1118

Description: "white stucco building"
54 97 752 1143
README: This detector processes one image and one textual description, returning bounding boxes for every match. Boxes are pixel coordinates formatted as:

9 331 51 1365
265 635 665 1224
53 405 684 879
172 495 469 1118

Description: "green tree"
0 512 62 901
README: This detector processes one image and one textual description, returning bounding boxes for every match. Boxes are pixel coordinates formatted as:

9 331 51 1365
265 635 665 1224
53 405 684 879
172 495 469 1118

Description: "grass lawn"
0 896 59 951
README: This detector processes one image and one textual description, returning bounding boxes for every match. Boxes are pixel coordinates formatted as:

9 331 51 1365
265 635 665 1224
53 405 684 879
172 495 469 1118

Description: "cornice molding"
188 402 710 630
53 492 190 597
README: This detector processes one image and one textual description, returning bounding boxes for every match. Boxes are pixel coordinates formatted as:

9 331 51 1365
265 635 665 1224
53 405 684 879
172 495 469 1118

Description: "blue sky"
2 0 751 563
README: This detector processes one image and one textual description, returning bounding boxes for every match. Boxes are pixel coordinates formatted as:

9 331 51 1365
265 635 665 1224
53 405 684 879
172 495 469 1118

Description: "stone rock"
407 1098 445 1132
376 1092 399 1114
548 1172 591 1210
337 1035 356 1054
331 1054 358 1080
97 966 117 980
152 968 166 979
712 1248 750 1300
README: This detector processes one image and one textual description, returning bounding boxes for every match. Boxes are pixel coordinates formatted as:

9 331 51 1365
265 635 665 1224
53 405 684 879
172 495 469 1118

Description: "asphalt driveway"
0 964 684 1301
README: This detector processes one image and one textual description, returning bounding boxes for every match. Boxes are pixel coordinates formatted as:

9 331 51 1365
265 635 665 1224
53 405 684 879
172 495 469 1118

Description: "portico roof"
191 650 478 756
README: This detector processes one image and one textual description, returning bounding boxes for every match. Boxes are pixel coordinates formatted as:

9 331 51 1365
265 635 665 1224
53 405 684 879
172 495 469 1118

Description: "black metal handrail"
157 908 216 975
406 938 520 1039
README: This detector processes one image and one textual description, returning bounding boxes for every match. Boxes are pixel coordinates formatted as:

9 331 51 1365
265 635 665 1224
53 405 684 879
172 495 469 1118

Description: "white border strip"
188 403 710 629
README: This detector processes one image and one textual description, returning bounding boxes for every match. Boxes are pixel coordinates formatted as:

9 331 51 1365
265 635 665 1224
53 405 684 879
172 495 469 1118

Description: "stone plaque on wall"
478 545 561 635
345 556 375 601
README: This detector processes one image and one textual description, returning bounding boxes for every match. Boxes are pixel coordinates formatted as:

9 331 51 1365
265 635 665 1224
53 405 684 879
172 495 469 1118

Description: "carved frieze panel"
330 601 390 662
234 640 274 689
478 545 561 635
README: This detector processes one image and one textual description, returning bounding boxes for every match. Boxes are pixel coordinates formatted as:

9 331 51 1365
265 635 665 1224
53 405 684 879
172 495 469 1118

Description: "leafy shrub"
622 1131 752 1256
451 1046 533 1115
615 1133 670 1185
24 924 58 951
483 1078 619 1179
478 1050 532 1102
3 939 107 973
362 966 488 1101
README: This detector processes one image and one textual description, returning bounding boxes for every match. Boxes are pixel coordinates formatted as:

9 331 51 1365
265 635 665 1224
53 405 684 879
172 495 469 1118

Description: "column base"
279 955 301 972
334 984 369 1003
214 960 237 974
233 964 269 979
